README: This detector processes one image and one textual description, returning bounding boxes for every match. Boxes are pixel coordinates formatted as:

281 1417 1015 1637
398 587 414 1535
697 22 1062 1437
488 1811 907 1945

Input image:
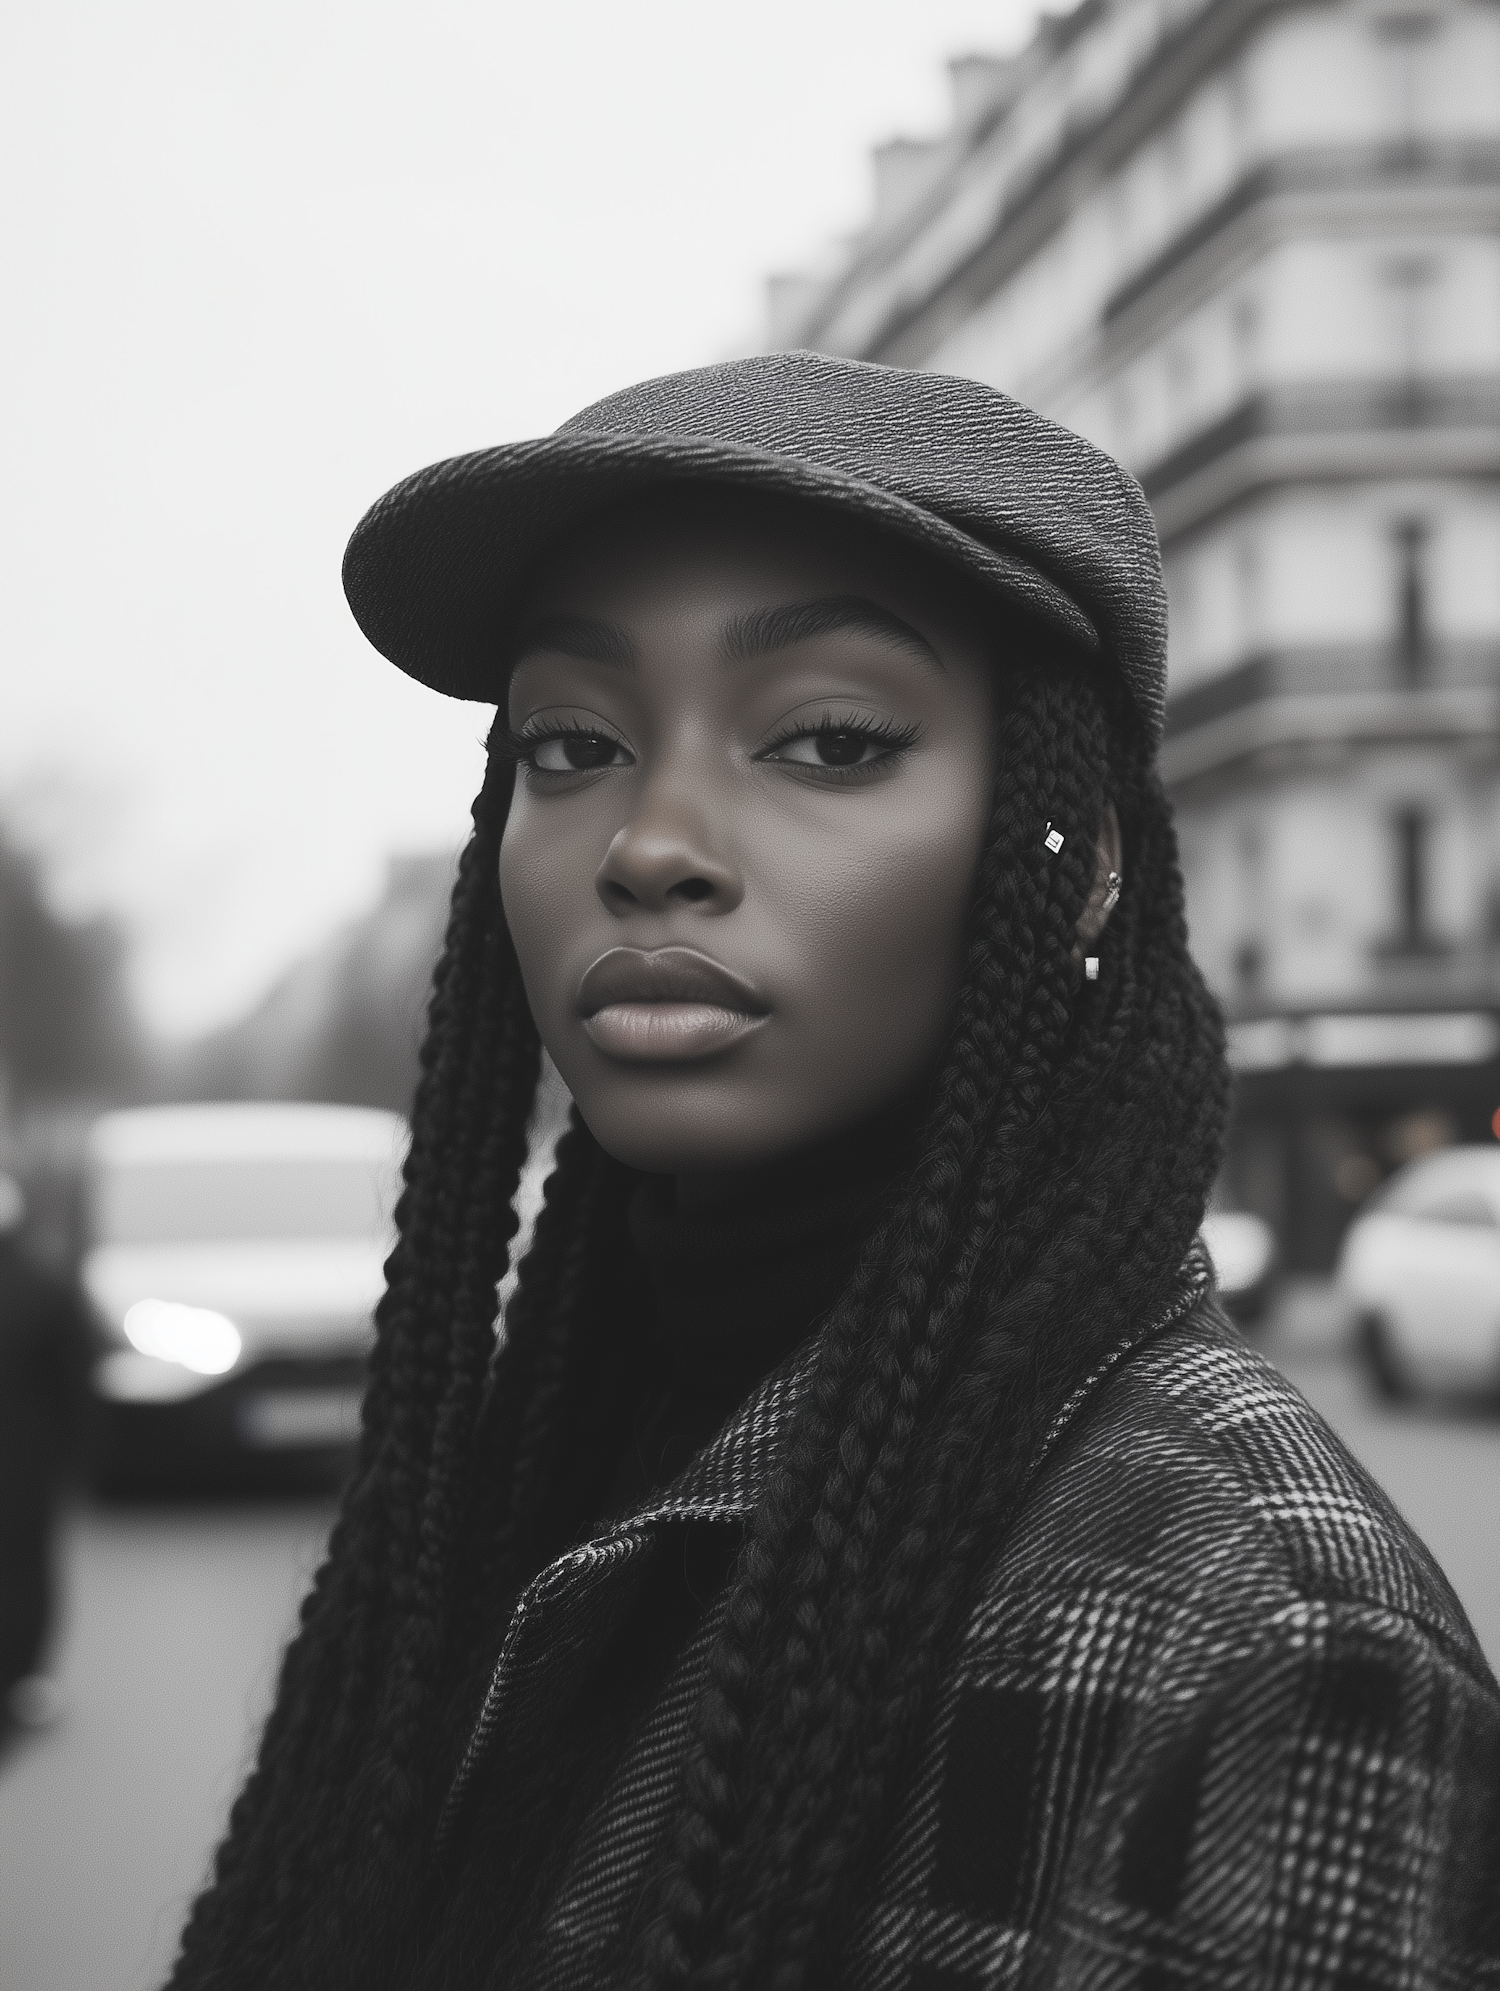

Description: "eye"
508 719 634 777
757 712 921 779
774 729 884 768
531 732 629 772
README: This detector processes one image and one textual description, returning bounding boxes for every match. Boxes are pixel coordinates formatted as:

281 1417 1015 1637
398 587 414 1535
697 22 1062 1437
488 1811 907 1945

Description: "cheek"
770 763 992 1054
497 811 538 969
497 799 590 1021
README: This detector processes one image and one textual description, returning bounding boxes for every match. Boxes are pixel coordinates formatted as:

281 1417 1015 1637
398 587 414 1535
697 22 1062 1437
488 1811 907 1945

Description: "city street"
4 0 1496 1980
2 1327 1498 1991
0 1496 336 1991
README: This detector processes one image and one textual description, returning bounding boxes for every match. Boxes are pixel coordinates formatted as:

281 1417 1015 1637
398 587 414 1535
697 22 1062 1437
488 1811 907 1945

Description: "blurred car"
1201 1209 1277 1324
83 1102 404 1489
1336 1145 1500 1403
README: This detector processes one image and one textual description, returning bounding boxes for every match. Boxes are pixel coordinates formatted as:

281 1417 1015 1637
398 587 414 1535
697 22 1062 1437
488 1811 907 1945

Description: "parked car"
1201 1209 1277 1324
1337 1145 1500 1403
83 1102 404 1489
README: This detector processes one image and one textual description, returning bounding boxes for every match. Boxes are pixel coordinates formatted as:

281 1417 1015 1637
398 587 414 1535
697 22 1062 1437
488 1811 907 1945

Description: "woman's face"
498 492 1001 1176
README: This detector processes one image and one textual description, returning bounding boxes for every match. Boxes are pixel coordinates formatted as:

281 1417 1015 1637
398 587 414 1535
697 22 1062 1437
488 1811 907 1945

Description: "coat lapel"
437 1342 816 1852
438 1250 1212 1863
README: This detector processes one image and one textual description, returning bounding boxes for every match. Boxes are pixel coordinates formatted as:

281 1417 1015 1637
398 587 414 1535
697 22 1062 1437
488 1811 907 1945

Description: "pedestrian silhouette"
0 1172 92 1745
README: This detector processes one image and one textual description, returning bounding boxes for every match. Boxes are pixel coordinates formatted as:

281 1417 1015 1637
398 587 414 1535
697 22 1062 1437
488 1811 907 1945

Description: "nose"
595 779 742 916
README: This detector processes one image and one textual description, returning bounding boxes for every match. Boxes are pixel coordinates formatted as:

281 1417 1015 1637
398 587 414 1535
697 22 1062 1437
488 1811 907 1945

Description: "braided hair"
166 636 1229 1991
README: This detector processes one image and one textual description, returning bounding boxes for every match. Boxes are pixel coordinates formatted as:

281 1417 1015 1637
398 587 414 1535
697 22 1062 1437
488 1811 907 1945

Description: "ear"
1075 803 1123 951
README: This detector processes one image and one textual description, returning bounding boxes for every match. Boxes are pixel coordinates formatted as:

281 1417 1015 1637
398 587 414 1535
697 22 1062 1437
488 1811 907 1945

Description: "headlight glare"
123 1298 242 1376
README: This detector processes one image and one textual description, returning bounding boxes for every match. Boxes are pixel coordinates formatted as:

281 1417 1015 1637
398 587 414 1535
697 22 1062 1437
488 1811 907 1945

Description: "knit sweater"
599 1111 914 1520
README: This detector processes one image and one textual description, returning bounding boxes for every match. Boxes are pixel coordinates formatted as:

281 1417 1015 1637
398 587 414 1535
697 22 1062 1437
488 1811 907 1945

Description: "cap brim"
342 430 1101 703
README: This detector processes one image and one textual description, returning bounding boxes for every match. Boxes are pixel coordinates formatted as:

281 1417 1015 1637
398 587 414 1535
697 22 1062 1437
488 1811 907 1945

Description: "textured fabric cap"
342 350 1170 744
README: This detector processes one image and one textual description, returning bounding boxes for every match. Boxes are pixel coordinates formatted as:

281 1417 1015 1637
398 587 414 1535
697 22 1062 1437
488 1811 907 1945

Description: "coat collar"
611 1236 1214 1538
439 1244 1215 1854
437 1345 816 1856
612 1337 813 1529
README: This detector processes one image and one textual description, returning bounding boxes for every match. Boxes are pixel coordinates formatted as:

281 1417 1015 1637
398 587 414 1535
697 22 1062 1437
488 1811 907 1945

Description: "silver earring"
1085 956 1100 981
1102 870 1121 912
1044 822 1065 854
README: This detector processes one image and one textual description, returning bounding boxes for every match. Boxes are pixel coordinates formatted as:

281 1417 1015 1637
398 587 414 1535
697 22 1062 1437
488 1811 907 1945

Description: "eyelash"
502 710 922 781
502 718 629 772
755 710 922 778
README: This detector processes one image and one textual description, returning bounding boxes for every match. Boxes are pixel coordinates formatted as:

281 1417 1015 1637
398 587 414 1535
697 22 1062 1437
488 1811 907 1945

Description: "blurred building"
0 840 454 1266
769 0 1500 1265
177 853 455 1117
0 816 144 1267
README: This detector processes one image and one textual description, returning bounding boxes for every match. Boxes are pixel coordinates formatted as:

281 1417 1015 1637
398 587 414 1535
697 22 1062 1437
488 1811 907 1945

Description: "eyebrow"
511 615 638 669
719 595 942 671
509 594 943 675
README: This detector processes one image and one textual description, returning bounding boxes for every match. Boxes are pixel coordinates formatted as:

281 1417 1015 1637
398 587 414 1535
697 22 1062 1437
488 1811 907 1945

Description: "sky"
2 0 1042 1037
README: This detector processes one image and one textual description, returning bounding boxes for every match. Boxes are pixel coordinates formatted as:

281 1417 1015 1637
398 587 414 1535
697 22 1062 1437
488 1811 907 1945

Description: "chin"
578 1112 791 1177
568 1082 826 1177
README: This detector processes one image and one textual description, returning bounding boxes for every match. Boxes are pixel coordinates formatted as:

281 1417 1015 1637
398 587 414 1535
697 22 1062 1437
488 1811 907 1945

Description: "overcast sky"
2 0 1041 1037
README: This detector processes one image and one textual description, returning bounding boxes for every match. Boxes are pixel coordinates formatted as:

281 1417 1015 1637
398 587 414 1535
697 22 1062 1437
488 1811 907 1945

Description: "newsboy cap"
343 350 1168 744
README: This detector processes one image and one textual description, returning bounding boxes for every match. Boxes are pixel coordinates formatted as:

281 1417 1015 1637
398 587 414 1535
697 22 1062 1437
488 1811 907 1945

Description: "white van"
83 1102 405 1484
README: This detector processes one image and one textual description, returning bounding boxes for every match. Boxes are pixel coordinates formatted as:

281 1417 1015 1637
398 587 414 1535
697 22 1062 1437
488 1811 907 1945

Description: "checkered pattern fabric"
446 1278 1500 1989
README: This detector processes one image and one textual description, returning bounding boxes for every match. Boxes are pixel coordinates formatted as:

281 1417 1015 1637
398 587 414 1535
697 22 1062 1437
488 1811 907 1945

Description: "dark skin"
499 491 1122 1192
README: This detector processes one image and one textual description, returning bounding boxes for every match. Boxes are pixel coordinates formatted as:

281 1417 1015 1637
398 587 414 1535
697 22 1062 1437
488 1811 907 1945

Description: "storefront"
1223 1009 1500 1270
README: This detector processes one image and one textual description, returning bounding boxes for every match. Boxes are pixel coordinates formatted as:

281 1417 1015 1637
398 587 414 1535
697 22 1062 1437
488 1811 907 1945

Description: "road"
1 1331 1497 1991
0 1496 336 1991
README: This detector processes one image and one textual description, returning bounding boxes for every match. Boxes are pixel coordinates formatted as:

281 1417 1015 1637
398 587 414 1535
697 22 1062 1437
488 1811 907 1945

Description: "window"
1372 10 1443 139
1383 254 1437 379
1392 518 1429 684
1234 822 1264 993
1226 61 1251 144
1383 803 1444 956
1235 536 1262 647
1233 939 1264 993
1232 294 1259 389
1166 341 1195 404
1110 375 1135 447
1107 175 1131 248
1161 118 1186 195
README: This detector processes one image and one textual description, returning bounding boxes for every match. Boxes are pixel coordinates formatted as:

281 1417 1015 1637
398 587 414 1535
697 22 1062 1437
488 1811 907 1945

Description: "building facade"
770 0 1500 1264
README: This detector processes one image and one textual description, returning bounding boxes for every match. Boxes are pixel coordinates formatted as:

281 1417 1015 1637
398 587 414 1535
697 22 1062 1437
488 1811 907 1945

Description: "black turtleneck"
423 1104 922 1988
597 1102 919 1522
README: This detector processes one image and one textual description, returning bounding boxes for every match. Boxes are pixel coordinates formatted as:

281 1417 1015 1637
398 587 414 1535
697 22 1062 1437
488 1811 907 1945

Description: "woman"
169 354 1499 1990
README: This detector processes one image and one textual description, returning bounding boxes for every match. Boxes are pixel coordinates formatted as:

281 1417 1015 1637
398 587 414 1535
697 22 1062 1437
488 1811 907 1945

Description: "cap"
342 350 1168 743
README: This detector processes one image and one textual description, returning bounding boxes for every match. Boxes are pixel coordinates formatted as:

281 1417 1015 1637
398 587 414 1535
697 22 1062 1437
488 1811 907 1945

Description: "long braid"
630 661 1227 1989
624 774 1075 1984
616 676 1081 1987
167 726 543 1990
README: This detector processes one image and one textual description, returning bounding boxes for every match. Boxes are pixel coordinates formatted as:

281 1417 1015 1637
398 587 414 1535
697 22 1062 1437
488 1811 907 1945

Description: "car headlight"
123 1298 243 1376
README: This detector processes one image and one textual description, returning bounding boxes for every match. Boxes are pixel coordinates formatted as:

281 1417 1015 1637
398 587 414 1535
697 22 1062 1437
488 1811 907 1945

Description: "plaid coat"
443 1269 1500 1989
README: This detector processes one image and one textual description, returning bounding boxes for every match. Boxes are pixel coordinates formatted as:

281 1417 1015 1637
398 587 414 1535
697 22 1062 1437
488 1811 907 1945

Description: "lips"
576 947 769 1062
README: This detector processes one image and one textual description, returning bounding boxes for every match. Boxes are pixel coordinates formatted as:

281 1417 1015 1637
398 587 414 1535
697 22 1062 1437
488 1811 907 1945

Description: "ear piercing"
1049 832 1117 963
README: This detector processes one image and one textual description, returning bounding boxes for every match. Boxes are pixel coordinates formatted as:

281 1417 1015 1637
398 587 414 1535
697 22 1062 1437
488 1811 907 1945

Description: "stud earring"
1102 870 1121 912
1085 957 1100 981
